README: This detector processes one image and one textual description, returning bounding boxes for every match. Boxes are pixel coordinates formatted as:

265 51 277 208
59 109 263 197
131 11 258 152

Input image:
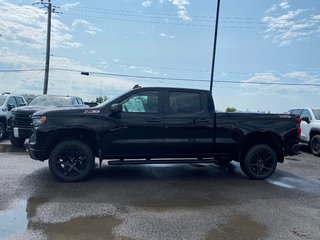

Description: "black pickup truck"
28 87 301 182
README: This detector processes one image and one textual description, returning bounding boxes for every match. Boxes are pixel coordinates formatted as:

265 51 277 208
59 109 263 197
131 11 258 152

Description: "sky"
0 0 319 112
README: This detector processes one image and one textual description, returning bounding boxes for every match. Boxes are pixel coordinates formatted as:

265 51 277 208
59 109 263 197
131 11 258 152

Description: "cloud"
72 19 102 35
61 2 80 10
262 7 320 46
142 1 152 7
265 4 277 14
159 33 176 39
279 1 290 9
0 1 81 49
160 0 191 21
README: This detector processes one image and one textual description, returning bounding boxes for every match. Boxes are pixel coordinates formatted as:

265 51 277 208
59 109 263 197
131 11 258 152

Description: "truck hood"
33 106 94 117
13 105 88 116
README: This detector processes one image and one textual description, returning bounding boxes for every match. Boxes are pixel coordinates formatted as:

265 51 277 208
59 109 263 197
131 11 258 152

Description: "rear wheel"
0 122 5 141
310 135 320 156
240 144 277 180
49 140 94 182
9 133 26 147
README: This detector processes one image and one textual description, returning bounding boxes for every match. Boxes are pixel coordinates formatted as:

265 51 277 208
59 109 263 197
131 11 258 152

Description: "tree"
226 107 237 113
95 96 109 104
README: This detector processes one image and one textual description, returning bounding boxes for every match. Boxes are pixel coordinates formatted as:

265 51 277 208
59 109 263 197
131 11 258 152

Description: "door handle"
195 118 210 124
148 118 161 122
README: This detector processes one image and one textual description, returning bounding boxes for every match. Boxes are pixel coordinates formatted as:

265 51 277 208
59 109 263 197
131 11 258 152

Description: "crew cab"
288 108 320 156
28 87 301 182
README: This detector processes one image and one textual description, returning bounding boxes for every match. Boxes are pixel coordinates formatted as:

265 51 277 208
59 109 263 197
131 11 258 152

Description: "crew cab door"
163 90 214 156
101 89 164 157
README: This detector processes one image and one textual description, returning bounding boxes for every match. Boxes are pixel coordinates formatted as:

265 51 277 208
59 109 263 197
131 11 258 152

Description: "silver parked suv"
0 93 27 140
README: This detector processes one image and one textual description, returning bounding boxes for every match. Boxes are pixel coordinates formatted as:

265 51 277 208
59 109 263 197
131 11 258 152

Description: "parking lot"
0 140 319 240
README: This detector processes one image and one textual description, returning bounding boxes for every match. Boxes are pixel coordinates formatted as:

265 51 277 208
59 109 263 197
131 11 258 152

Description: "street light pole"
209 0 221 93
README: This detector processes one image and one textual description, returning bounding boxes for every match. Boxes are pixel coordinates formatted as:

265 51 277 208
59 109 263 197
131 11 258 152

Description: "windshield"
0 96 6 106
312 109 320 120
28 96 74 107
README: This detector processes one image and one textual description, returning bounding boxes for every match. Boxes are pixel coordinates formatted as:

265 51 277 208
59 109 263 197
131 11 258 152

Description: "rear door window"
169 91 201 114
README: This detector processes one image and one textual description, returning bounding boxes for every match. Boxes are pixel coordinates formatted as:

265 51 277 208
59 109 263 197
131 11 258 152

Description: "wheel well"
240 132 284 163
47 129 98 157
0 116 6 126
310 130 320 140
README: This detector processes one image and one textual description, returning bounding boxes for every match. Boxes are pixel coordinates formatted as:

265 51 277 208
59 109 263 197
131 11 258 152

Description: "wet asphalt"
0 140 319 240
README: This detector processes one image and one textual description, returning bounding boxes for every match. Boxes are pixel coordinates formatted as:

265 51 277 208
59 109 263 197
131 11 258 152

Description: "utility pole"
210 0 221 93
34 0 59 94
44 1 52 95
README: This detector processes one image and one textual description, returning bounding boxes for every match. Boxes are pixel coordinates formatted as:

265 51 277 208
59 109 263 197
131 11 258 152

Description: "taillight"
296 117 301 138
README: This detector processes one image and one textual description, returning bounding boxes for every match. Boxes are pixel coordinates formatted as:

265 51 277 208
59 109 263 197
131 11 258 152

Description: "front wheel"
310 135 320 157
240 144 277 180
9 133 26 147
0 122 6 141
49 140 94 182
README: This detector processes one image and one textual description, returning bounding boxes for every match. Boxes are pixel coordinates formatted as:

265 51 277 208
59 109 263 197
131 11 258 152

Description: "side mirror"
20 103 26 107
301 117 310 124
7 104 15 111
110 103 122 113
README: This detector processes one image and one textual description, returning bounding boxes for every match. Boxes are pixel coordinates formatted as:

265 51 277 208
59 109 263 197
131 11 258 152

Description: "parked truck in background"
7 95 86 146
288 108 320 156
28 87 301 182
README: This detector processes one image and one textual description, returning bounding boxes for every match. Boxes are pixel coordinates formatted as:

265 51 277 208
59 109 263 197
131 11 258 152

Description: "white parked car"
288 108 320 156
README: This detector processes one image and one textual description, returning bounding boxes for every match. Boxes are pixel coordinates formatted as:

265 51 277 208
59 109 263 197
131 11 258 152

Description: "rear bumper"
290 143 300 155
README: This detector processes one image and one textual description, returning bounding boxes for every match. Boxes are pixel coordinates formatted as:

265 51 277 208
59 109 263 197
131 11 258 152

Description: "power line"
50 68 320 87
63 12 319 31
2 67 319 86
0 69 44 72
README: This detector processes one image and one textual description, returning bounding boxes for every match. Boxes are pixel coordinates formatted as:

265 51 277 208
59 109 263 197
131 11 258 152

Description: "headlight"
32 116 47 126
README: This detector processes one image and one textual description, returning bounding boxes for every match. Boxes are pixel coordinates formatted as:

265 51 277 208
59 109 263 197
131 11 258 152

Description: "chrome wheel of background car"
310 135 320 157
49 140 94 182
241 144 277 180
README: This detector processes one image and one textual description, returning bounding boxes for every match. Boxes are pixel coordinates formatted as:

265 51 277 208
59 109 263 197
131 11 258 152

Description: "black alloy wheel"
241 144 277 180
310 135 320 156
49 140 94 182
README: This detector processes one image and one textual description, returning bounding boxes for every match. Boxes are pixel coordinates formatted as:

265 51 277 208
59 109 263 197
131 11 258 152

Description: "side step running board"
107 159 218 165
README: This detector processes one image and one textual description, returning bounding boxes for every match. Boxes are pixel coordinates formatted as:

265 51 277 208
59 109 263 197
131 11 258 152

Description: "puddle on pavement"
0 199 28 239
0 197 127 240
29 215 127 240
132 192 231 212
206 215 267 240
267 179 294 189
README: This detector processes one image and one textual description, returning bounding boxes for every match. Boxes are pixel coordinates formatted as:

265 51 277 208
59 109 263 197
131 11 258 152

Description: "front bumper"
7 127 33 139
27 133 48 161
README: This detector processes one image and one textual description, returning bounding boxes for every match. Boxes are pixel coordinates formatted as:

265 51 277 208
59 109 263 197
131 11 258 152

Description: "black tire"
9 133 26 147
240 144 277 180
0 122 5 141
49 140 94 182
310 135 320 157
